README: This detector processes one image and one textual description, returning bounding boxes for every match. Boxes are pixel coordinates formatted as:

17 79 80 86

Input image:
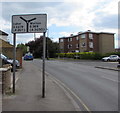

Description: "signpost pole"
13 33 16 93
12 14 47 96
42 32 46 98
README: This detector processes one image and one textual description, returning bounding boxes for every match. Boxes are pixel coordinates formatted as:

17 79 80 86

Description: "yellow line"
34 62 92 112
45 71 92 113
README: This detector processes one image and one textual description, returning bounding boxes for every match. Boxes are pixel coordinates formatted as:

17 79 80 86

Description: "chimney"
70 34 73 36
78 32 82 34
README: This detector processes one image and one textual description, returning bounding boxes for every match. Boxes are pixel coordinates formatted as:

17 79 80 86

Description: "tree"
26 36 60 58
17 43 27 56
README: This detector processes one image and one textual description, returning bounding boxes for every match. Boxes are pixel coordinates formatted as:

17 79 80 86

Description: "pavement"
2 59 120 112
2 61 77 111
95 66 120 71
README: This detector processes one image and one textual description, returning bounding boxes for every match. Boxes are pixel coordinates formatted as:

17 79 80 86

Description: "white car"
102 55 120 62
0 53 20 67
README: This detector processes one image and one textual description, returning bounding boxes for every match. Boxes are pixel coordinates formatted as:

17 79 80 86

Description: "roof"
78 30 115 35
0 30 8 36
0 39 13 48
59 31 115 39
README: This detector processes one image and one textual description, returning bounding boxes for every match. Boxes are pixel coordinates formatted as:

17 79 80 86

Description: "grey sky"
0 0 119 47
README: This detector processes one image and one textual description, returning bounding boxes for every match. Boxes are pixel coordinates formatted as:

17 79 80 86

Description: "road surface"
33 59 118 111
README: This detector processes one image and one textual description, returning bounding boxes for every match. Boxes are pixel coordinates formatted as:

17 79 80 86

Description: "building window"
68 44 72 49
76 44 79 48
76 36 79 40
68 45 69 49
60 39 64 42
70 38 72 41
81 42 86 47
68 38 69 42
68 38 72 42
89 33 93 39
89 42 93 48
81 34 86 38
89 51 93 52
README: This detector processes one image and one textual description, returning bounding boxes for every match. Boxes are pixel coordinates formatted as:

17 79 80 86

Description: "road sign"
12 14 47 33
11 14 47 97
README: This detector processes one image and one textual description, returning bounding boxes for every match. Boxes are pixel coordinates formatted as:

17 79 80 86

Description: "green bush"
56 51 120 60
56 52 102 60
104 52 120 57
58 53 66 58
66 53 74 58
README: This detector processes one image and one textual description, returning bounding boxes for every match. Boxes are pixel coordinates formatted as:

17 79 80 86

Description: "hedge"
103 52 120 57
56 52 102 60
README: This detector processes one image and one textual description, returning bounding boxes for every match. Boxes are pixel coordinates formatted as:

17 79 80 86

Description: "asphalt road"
33 59 118 111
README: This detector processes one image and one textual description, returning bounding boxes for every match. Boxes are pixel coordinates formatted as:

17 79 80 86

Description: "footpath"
2 61 76 111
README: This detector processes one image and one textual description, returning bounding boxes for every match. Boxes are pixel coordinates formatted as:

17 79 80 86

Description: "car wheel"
107 59 110 62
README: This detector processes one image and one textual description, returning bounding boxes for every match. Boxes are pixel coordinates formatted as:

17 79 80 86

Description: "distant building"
115 48 120 52
59 30 115 54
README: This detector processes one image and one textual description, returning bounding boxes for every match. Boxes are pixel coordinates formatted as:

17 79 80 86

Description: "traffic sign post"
11 14 47 97
13 33 16 93
42 32 46 98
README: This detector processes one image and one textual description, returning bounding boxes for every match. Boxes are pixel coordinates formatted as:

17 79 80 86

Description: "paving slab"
2 61 76 111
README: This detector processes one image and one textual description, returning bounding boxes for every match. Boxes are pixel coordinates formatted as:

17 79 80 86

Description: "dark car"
24 53 33 60
0 53 20 67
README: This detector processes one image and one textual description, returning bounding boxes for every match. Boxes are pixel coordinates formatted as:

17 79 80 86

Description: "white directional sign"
12 14 47 33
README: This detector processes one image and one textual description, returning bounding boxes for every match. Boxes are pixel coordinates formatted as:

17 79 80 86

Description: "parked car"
102 55 120 62
24 53 33 60
0 53 20 67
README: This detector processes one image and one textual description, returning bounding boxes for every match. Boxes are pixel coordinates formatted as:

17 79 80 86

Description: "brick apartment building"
59 30 115 54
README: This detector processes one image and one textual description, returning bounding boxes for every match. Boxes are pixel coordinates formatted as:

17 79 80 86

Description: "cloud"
6 33 33 45
93 14 118 29
1 0 119 47
100 0 118 15
59 31 78 37
0 18 11 30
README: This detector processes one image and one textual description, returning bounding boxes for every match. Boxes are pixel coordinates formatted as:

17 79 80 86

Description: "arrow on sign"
20 17 36 32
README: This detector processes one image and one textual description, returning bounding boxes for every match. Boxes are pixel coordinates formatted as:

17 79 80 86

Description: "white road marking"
101 76 119 83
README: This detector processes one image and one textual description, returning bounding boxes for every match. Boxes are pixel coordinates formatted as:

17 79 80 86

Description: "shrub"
104 52 120 57
57 52 102 60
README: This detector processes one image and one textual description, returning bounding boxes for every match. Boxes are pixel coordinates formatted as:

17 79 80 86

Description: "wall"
99 33 115 54
0 39 23 67
0 35 8 42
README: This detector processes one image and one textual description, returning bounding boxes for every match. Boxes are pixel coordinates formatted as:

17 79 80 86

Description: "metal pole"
42 32 46 98
13 33 16 93
47 29 49 60
34 33 36 40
